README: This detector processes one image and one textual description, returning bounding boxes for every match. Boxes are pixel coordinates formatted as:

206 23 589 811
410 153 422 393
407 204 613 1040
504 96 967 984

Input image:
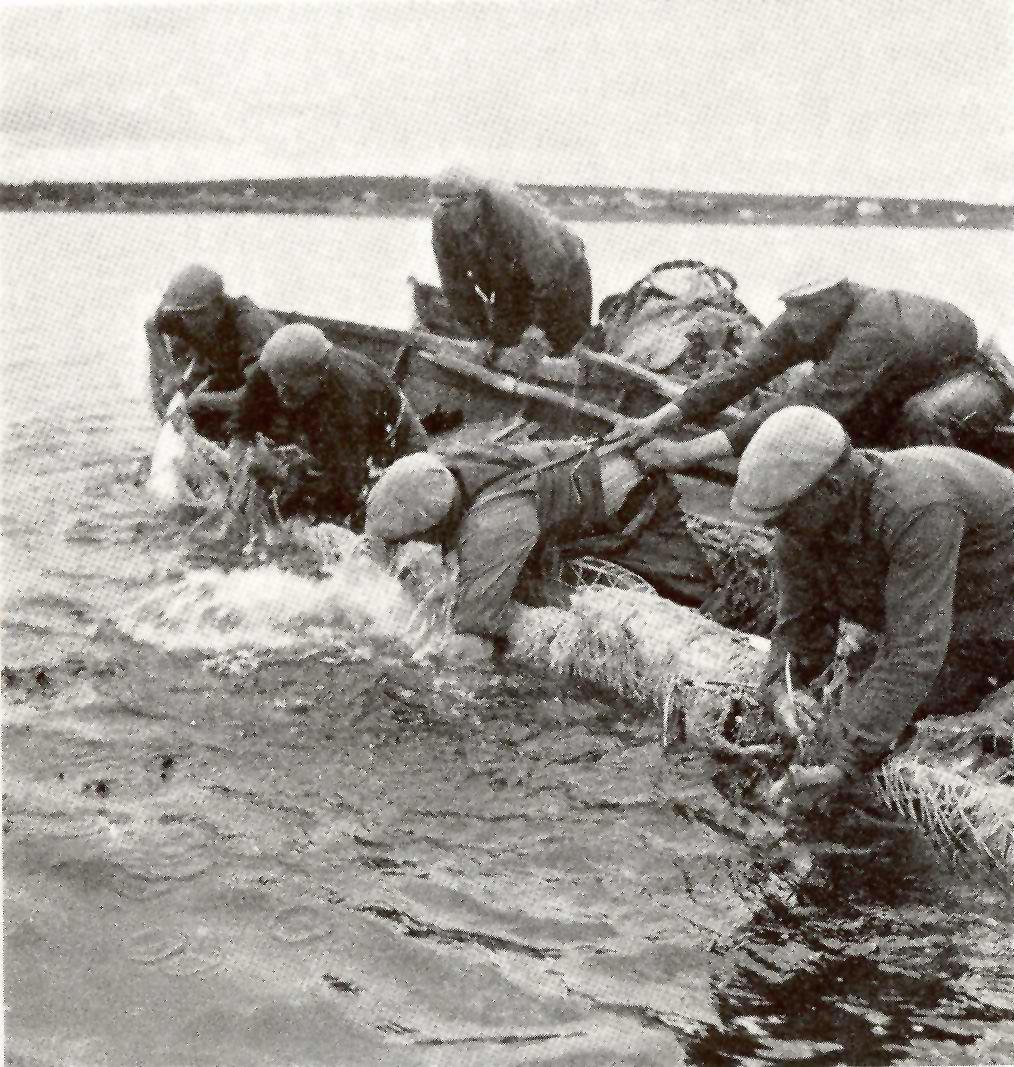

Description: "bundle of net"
869 684 1013 878
783 628 1014 878
512 575 1014 877
683 512 777 636
168 421 337 574
507 561 775 749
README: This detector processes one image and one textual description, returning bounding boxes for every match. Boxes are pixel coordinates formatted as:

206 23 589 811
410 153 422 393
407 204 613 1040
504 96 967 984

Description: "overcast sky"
2 0 1012 201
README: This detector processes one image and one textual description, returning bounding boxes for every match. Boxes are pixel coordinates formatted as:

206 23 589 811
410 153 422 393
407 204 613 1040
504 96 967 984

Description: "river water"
3 212 1013 1066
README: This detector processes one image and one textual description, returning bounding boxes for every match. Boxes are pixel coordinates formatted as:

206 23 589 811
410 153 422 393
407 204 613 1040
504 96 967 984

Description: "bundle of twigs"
866 687 1013 876
509 587 772 750
873 756 1013 875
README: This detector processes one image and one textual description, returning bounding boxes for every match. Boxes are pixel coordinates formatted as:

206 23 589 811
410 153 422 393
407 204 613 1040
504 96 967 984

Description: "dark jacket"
150 295 280 413
432 185 592 354
670 284 978 452
767 447 1014 768
233 345 427 521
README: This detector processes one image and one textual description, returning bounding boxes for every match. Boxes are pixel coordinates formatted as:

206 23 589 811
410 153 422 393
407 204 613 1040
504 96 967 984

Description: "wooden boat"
270 307 1014 516
269 309 747 522
147 305 1014 535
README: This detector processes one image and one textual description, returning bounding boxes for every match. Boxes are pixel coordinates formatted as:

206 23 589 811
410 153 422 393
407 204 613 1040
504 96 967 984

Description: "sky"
2 0 1012 202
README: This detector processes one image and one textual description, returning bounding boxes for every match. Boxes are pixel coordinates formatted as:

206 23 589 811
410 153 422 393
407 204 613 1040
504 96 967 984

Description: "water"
3 211 1013 1066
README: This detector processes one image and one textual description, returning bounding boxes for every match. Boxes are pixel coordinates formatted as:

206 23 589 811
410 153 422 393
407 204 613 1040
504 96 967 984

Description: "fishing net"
511 590 1014 878
164 419 331 573
510 588 771 750
683 512 776 635
864 685 1014 876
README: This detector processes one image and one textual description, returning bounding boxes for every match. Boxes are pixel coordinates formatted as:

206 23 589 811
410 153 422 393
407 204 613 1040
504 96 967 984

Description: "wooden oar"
408 331 737 478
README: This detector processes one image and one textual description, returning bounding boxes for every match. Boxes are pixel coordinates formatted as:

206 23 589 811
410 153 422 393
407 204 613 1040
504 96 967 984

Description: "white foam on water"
118 554 419 654
145 418 192 507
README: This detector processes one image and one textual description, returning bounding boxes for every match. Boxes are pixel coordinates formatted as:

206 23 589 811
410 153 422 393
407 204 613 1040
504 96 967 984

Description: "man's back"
775 446 1014 639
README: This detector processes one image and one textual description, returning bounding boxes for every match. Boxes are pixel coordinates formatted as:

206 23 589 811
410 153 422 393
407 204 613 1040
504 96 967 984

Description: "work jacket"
150 295 281 414
767 446 1014 768
670 283 978 452
233 345 426 521
440 443 606 637
432 184 591 353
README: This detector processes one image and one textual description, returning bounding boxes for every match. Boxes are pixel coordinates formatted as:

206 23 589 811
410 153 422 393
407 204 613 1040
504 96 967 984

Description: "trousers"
899 368 1012 447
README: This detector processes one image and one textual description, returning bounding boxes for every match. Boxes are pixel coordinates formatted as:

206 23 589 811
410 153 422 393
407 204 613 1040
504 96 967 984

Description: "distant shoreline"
3 177 1011 230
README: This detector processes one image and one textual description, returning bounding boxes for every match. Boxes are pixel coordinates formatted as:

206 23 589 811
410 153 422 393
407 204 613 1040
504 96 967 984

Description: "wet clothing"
231 345 428 521
438 443 714 639
766 446 1014 772
149 295 281 416
666 283 992 453
432 185 592 354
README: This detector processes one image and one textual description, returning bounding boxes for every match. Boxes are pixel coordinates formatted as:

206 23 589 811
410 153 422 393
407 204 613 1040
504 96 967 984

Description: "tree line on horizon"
1 176 1009 229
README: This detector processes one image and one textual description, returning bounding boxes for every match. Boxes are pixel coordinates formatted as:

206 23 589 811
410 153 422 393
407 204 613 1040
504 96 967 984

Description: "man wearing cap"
429 169 593 362
146 264 281 428
362 438 713 650
612 277 1009 470
729 406 1014 812
228 323 429 521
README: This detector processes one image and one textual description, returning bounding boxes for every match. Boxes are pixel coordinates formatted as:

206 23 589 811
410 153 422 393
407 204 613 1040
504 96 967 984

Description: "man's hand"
766 763 848 818
605 413 664 446
413 633 495 668
634 438 697 471
491 343 537 378
443 634 495 665
770 684 822 741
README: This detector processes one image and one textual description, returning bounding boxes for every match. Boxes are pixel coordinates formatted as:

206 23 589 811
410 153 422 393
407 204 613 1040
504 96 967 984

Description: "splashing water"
118 549 419 655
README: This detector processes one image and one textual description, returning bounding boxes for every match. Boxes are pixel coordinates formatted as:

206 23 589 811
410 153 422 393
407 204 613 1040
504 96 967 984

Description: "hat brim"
160 298 216 313
729 497 788 526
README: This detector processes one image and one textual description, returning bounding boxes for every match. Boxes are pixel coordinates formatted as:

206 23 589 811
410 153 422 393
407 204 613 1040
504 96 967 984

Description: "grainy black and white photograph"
2 1 1013 1063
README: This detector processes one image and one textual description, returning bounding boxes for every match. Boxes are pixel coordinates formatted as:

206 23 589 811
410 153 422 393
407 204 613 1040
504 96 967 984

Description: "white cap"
258 323 331 387
364 453 459 543
731 406 850 524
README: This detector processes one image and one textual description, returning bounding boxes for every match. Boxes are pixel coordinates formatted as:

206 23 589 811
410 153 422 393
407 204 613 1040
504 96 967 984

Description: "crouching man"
725 406 1014 813
229 323 430 521
614 277 1010 462
146 264 281 428
360 438 713 660
429 168 593 365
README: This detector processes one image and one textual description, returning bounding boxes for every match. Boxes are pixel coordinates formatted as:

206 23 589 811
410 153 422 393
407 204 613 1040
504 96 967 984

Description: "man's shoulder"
843 285 899 324
326 344 391 389
231 295 281 331
870 448 970 512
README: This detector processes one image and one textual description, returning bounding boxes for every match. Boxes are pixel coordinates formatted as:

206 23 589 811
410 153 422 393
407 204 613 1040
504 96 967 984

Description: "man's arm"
765 534 841 690
608 317 803 444
452 493 541 639
815 504 964 773
226 365 284 441
725 317 899 454
145 317 190 418
432 222 491 340
234 304 282 374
